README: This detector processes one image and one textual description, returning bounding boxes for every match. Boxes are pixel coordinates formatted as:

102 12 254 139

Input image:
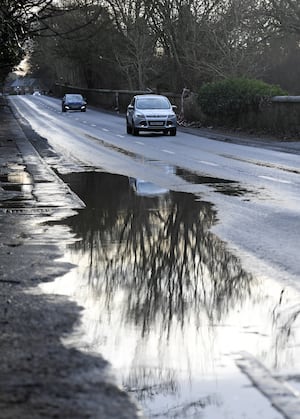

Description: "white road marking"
117 134 125 138
102 128 109 132
259 175 292 184
135 141 145 145
91 124 97 127
198 160 219 167
82 121 87 124
162 149 175 154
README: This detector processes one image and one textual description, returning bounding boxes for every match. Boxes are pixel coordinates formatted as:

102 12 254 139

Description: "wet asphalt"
1 96 300 419
0 99 143 418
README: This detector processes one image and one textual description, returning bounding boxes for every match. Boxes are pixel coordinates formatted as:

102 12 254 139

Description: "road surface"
9 94 300 419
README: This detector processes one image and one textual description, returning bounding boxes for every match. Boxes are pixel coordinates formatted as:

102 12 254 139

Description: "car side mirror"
127 104 134 110
172 105 177 110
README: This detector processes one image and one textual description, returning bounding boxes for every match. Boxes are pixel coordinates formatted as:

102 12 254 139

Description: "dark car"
62 94 86 112
126 94 177 136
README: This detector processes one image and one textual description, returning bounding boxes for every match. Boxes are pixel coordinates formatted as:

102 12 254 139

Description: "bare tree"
26 0 298 93
103 0 157 89
263 0 300 34
30 1 126 88
0 0 100 82
144 0 273 88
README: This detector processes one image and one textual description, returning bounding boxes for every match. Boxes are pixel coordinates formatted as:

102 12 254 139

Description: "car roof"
134 179 169 196
65 93 83 98
134 94 167 99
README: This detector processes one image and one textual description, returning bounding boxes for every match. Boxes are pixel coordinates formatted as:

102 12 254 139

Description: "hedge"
197 78 287 120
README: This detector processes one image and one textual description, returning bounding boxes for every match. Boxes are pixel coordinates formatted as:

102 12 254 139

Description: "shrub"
197 78 287 118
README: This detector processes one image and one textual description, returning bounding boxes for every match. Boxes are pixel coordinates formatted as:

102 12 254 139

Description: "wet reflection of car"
62 94 87 112
129 178 169 197
126 94 177 136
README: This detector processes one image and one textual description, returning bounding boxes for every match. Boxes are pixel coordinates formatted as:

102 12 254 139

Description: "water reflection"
129 177 169 197
50 172 292 418
60 172 253 337
0 165 34 207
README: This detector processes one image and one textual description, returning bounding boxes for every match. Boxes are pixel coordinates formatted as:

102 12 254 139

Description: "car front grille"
146 114 165 118
149 121 165 126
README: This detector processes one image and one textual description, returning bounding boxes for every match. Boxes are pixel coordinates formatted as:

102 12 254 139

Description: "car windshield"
136 97 170 110
66 94 83 102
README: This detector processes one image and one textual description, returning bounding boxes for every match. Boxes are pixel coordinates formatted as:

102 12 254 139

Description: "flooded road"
41 171 300 419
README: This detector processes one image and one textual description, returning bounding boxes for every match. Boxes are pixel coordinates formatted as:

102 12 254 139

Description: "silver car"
126 94 177 136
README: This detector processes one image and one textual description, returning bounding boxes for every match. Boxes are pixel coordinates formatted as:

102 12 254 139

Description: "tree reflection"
124 366 178 401
61 172 253 336
272 289 300 369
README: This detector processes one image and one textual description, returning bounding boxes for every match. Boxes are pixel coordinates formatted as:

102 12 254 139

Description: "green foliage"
197 78 287 117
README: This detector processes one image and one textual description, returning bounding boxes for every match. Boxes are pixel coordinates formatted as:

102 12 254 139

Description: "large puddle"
42 171 300 418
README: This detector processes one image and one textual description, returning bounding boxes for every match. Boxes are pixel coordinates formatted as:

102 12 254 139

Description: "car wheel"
132 126 139 136
81 109 86 112
62 107 66 113
163 130 168 136
170 128 177 136
126 119 131 134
